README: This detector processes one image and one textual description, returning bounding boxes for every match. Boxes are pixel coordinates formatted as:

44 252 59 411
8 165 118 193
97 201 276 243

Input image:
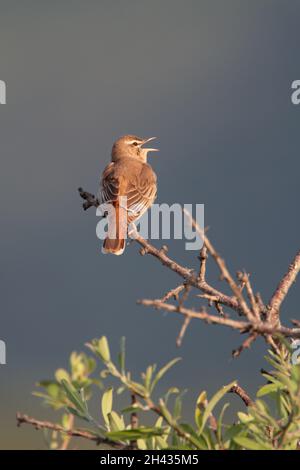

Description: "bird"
99 134 158 255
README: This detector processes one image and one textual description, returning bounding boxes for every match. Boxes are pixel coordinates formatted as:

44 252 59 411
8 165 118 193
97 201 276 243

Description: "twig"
139 299 300 339
229 384 253 407
16 413 127 449
237 271 260 321
198 245 208 282
183 209 254 321
176 316 192 347
161 284 185 302
78 187 300 349
60 414 74 450
131 227 243 313
232 334 257 358
78 187 99 210
268 250 300 324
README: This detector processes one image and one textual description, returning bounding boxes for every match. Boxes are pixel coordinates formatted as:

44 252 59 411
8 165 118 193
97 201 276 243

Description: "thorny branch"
16 188 299 450
78 187 300 355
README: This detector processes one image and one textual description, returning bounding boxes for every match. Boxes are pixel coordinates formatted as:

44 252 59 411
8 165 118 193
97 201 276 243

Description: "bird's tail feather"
102 202 127 255
102 237 125 255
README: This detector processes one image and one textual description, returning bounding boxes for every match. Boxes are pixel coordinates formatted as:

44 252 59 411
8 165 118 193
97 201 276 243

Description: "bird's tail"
102 236 125 255
102 202 127 255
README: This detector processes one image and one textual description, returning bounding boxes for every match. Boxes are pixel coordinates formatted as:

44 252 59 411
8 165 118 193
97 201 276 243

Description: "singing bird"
99 135 158 255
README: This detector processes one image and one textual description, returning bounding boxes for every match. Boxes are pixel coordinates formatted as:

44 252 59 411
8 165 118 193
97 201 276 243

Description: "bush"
18 336 300 450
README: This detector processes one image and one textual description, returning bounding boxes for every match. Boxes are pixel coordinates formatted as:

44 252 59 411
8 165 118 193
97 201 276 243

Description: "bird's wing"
125 169 157 222
100 162 157 222
100 162 119 204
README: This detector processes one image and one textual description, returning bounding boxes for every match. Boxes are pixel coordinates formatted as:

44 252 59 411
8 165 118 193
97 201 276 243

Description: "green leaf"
217 403 230 443
234 436 271 450
154 416 164 428
98 336 111 362
150 358 181 393
199 381 236 434
137 439 147 450
66 406 89 420
60 380 87 415
164 387 180 404
108 411 125 431
55 369 70 383
106 427 164 442
195 390 207 429
155 436 168 449
179 423 207 450
122 404 143 414
257 383 283 397
159 399 174 425
237 411 253 423
144 365 154 392
118 337 126 374
101 387 113 425
224 423 244 442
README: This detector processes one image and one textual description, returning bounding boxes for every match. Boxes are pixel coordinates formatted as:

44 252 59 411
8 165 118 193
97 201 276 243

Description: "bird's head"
111 135 158 162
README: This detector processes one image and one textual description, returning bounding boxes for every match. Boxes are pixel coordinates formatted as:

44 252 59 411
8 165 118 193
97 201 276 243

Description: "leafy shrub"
32 337 300 450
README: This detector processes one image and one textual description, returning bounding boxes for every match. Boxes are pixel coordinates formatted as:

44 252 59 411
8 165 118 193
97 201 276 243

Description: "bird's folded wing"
100 163 119 204
125 177 157 222
100 163 157 222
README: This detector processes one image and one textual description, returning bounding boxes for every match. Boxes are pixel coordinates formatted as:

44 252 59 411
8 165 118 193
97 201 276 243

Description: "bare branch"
78 187 99 211
237 271 260 321
268 250 300 323
176 315 192 347
229 384 253 407
183 209 254 321
161 284 185 302
198 245 208 282
139 298 300 339
78 187 300 350
16 413 127 449
232 334 258 358
131 227 243 313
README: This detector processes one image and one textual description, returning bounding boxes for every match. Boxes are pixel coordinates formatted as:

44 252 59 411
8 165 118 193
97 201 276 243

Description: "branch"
131 227 243 313
78 187 300 352
229 385 253 407
78 187 99 210
161 284 186 302
183 209 255 321
139 299 300 339
16 413 127 449
268 250 300 324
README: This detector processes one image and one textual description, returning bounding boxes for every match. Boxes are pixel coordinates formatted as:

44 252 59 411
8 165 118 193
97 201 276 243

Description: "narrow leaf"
101 387 113 425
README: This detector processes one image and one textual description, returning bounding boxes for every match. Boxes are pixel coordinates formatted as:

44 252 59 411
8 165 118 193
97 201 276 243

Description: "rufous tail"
102 236 125 255
102 202 127 255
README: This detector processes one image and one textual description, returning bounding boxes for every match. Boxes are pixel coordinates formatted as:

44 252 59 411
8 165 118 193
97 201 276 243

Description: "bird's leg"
128 222 138 240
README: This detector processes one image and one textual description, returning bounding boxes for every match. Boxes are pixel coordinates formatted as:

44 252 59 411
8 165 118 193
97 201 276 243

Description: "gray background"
0 0 299 448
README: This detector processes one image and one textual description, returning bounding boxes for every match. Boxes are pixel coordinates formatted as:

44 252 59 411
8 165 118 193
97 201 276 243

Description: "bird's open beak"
141 137 159 152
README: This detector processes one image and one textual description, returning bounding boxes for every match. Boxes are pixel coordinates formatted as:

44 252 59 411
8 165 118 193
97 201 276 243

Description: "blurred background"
0 0 299 449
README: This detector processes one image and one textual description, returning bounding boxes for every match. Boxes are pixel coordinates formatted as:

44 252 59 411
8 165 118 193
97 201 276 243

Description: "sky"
0 0 299 448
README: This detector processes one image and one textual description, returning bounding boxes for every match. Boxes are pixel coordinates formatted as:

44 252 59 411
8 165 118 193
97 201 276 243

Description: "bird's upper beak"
141 137 159 153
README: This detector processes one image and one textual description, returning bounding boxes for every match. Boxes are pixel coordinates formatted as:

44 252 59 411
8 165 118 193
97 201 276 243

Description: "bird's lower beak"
141 137 159 152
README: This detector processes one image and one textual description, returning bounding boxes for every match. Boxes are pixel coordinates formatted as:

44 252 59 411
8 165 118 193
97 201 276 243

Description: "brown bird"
99 135 158 255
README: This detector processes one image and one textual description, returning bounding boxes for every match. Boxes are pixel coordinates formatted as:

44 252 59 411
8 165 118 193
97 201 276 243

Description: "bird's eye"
132 141 138 146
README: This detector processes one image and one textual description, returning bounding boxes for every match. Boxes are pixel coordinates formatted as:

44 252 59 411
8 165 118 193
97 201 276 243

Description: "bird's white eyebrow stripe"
126 139 142 145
